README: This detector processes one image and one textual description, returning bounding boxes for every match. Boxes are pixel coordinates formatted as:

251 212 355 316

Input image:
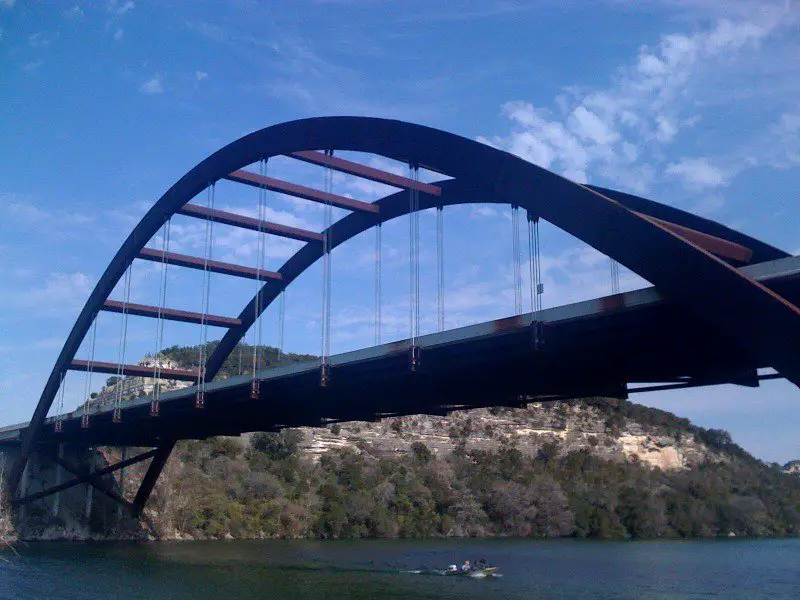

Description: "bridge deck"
1 256 797 448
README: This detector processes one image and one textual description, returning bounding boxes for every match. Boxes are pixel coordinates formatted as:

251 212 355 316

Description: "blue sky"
1 1 798 462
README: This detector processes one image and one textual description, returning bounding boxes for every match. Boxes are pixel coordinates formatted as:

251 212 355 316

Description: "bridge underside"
7 255 794 450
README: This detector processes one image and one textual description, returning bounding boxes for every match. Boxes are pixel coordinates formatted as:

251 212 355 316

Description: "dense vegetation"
146 401 800 540
159 341 317 379
90 343 316 404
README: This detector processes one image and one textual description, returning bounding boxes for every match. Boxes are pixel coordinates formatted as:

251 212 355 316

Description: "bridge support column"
18 457 31 521
133 441 174 516
84 483 93 521
52 444 64 518
117 447 127 520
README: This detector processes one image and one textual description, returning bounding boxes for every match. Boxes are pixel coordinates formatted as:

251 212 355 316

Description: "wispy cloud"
21 60 44 72
139 77 164 95
63 5 84 20
481 7 799 198
0 272 95 315
665 157 729 190
28 32 53 48
106 0 135 40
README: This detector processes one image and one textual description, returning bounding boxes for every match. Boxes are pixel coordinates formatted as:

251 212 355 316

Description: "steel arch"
9 116 800 499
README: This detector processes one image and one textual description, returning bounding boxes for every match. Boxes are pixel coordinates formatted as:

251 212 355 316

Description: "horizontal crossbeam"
179 204 323 243
102 300 241 328
44 450 135 513
70 360 198 381
138 248 282 282
636 213 753 263
14 449 158 506
225 170 379 214
629 372 781 394
289 151 442 196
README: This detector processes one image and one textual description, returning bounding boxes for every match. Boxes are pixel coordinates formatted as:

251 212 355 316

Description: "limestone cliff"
297 399 722 471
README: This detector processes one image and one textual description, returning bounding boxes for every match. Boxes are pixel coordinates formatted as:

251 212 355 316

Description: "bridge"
2 117 799 520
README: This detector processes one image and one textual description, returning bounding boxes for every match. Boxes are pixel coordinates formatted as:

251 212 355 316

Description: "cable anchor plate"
409 345 422 373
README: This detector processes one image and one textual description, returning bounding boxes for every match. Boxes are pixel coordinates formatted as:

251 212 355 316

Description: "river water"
1 538 798 599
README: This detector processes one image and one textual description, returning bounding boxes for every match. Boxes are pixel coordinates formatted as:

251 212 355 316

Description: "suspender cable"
277 289 286 362
54 371 66 433
527 212 536 313
81 315 98 429
113 264 133 423
409 165 420 370
610 258 620 295
150 218 171 417
251 160 267 397
512 205 522 314
528 211 544 348
196 183 215 409
320 151 334 386
436 205 444 332
257 162 268 365
375 223 382 346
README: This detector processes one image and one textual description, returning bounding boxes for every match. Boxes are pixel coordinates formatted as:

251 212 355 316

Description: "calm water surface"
1 538 798 599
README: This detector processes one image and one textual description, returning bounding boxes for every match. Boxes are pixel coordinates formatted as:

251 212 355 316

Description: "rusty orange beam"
225 170 379 214
70 360 198 381
138 248 282 282
636 213 753 263
102 300 242 328
289 150 442 196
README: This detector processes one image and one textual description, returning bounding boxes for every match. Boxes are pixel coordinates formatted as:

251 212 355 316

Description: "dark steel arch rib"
10 116 799 503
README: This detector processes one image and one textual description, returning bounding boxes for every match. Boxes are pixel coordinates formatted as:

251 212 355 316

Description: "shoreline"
6 531 798 544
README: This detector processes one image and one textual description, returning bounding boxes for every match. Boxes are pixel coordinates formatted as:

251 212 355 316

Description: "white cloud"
196 70 208 82
690 194 726 216
28 32 52 48
482 11 793 195
665 157 729 190
568 106 619 145
106 0 134 37
470 206 500 220
21 60 43 72
0 0 16 8
779 112 800 134
139 77 163 95
765 111 800 168
0 272 95 315
63 5 84 20
109 0 134 16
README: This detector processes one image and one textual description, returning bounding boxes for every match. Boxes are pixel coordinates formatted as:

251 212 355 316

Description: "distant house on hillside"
88 356 192 407
783 460 800 475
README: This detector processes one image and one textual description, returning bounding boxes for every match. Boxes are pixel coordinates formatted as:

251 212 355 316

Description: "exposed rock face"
298 400 722 471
